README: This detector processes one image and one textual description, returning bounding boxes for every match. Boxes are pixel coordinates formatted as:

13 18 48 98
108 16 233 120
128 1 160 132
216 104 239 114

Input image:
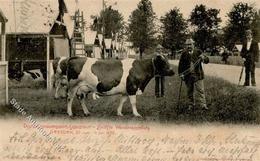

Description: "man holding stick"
178 38 209 109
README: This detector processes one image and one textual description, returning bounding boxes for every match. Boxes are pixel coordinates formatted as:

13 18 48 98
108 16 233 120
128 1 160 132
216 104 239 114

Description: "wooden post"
1 21 8 105
46 35 51 91
1 22 5 61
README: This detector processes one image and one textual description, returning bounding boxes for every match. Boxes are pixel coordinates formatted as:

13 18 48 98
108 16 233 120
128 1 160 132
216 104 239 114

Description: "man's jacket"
241 39 259 64
178 48 209 82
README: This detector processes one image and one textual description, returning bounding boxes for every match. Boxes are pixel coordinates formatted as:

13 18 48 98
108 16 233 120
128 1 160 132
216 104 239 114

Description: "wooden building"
0 9 8 105
2 0 74 90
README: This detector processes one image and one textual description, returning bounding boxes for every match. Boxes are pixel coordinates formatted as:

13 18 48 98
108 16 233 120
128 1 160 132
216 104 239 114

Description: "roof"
85 30 97 45
124 41 133 47
0 8 8 22
0 0 74 34
104 39 112 49
97 34 103 46
234 44 242 52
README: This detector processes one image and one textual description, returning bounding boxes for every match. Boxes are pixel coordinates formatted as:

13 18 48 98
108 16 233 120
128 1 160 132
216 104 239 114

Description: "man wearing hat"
178 38 209 109
241 29 259 86
155 44 165 97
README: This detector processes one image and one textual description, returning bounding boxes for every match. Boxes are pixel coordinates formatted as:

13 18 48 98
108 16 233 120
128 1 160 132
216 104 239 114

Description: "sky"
74 0 260 28
0 0 259 32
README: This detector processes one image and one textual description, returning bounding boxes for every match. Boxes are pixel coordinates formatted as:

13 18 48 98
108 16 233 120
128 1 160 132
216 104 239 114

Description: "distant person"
221 48 230 64
241 29 259 86
178 38 209 109
155 44 165 98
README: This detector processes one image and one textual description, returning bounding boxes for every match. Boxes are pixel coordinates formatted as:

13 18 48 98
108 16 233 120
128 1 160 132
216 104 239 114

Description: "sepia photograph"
0 0 260 160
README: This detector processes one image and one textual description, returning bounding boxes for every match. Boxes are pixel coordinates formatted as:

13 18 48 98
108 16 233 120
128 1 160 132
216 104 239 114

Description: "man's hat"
185 38 194 45
246 29 252 35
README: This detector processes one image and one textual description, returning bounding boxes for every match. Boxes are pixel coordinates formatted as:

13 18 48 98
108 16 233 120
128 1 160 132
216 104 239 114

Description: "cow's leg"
67 86 77 117
76 85 91 116
117 95 128 116
79 98 91 116
129 95 142 117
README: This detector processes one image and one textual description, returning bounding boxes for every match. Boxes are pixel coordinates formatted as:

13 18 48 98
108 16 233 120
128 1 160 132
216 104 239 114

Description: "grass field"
208 56 260 67
2 66 260 124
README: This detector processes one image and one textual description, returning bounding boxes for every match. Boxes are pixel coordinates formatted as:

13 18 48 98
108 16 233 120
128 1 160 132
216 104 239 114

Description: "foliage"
127 0 157 59
189 4 221 52
91 7 124 39
223 2 255 49
251 10 260 41
160 8 188 59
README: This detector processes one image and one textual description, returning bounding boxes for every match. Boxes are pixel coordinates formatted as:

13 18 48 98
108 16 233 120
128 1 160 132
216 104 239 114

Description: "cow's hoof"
134 113 142 118
84 113 91 117
69 115 75 119
117 113 124 117
68 112 74 117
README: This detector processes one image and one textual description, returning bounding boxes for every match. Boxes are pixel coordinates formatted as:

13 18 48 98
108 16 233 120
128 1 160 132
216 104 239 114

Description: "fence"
0 61 8 105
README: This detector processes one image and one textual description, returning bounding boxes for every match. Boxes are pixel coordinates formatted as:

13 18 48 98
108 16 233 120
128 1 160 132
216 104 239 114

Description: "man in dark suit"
155 44 165 97
178 38 209 109
241 30 259 86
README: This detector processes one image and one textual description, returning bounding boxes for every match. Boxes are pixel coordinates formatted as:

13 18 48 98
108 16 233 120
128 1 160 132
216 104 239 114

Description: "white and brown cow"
56 55 175 117
52 56 99 100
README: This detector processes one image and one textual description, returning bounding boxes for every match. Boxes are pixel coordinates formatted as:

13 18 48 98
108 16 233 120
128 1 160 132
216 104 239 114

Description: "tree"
128 0 156 59
160 8 188 59
189 4 221 53
91 7 124 39
223 2 255 49
251 10 260 41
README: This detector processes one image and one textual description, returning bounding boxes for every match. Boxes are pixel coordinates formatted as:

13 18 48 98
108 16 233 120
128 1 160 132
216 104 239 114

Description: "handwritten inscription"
0 123 260 161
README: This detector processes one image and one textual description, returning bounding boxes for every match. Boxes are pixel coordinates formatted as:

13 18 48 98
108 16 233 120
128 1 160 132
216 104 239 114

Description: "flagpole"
102 0 105 58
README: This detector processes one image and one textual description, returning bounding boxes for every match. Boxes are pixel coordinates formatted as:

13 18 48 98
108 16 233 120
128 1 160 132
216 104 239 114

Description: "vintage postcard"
0 0 260 161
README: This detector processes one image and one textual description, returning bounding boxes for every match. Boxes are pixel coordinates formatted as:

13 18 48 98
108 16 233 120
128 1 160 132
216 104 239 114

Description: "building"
104 38 112 58
0 8 8 105
1 0 74 90
84 30 101 58
232 44 243 56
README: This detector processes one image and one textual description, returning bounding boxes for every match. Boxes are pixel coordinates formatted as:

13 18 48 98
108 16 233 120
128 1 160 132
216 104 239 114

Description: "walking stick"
177 79 183 108
238 65 244 85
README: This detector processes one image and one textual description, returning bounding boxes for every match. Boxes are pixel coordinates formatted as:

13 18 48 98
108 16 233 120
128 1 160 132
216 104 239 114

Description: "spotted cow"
52 57 70 99
56 55 175 117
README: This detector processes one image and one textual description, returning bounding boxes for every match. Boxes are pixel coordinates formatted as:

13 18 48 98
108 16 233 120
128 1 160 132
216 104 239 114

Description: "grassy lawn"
2 66 260 124
208 56 260 67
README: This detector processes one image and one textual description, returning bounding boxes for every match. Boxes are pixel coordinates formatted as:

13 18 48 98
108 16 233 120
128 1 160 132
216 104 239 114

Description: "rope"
178 58 202 77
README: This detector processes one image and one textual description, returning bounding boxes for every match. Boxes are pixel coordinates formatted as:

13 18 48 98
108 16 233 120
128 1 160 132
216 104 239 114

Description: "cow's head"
54 75 68 99
153 55 175 76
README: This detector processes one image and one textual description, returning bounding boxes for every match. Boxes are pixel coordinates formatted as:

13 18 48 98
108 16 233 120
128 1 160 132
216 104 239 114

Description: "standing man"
241 29 259 86
178 38 209 109
155 44 165 98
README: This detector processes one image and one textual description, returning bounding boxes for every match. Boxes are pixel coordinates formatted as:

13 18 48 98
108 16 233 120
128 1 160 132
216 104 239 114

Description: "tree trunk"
139 48 144 59
171 49 175 60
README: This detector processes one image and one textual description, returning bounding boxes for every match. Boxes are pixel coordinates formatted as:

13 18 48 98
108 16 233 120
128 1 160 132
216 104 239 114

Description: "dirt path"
170 60 260 91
